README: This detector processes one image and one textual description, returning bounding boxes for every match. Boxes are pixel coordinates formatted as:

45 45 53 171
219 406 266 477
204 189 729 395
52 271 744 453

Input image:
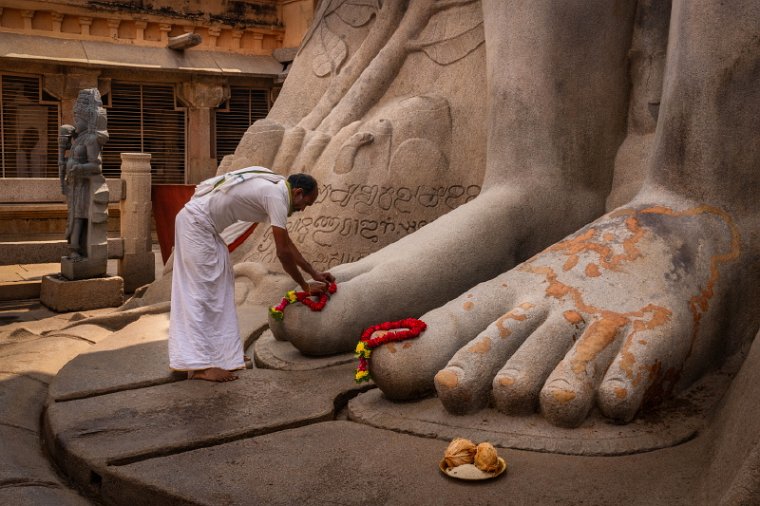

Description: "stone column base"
40 274 124 312
118 251 156 293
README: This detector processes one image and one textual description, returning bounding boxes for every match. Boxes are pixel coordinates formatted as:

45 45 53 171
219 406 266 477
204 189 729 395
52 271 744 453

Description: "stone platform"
2 302 759 505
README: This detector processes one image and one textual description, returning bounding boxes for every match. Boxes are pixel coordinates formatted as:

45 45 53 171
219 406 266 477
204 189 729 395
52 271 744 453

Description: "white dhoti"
168 202 245 371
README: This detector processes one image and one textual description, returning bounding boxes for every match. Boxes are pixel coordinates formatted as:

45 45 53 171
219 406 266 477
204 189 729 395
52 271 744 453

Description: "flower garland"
269 283 338 320
354 318 427 383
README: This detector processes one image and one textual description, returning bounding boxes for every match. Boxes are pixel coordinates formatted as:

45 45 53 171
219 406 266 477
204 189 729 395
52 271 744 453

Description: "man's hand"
313 271 335 285
306 280 328 295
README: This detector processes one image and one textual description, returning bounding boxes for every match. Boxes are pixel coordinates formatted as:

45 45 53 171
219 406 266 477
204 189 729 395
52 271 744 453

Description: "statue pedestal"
61 251 108 281
40 274 123 312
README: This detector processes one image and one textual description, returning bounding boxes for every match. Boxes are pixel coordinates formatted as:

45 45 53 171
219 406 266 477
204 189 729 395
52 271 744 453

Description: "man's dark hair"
287 173 318 195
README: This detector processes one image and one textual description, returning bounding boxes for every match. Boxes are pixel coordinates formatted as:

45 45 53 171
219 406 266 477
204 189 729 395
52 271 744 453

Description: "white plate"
439 457 507 481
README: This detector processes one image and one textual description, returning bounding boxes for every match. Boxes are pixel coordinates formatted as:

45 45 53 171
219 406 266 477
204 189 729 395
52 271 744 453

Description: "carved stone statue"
269 0 760 430
134 0 759 434
58 88 110 280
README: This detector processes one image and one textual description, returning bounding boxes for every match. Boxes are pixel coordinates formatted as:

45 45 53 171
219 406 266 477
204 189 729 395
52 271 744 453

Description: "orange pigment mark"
614 387 628 399
619 348 637 382
467 293 474 298
435 369 459 389
468 336 492 354
402 342 413 349
563 310 584 325
571 314 628 374
548 215 645 274
519 302 535 310
385 343 397 353
551 389 576 403
563 254 579 271
463 301 474 311
495 309 527 338
498 375 515 386
585 263 601 277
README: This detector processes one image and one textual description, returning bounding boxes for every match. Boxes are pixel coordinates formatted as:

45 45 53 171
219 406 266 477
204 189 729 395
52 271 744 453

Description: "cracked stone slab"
51 308 269 402
46 323 115 344
0 486 91 506
96 420 697 506
0 372 48 432
49 313 173 401
348 371 732 456
253 329 355 370
45 363 362 491
0 335 91 383
0 426 63 485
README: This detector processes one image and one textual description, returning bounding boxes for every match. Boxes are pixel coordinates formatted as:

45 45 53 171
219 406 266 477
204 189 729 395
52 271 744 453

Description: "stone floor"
0 255 757 504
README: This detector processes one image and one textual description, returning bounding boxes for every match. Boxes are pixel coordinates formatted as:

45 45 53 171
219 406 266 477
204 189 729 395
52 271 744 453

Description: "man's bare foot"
188 368 238 382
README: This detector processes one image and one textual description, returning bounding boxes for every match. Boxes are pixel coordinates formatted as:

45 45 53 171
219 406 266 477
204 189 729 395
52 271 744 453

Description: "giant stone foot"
370 193 755 427
271 184 605 356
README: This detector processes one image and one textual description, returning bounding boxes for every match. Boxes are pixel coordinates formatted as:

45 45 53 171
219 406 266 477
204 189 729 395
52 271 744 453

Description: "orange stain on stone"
615 387 627 399
467 293 474 298
571 314 628 375
468 336 492 354
402 342 412 349
463 301 474 311
519 302 534 310
551 389 576 403
548 215 645 274
498 375 515 386
385 343 397 353
563 310 584 325
563 255 579 271
435 369 459 388
585 263 601 277
495 309 527 338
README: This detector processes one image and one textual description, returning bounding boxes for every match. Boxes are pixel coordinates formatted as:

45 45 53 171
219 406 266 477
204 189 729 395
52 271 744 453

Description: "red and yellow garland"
355 318 427 383
269 282 338 320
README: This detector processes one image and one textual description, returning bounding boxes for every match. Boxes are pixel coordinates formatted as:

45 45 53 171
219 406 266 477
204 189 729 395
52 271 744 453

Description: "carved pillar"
231 29 244 49
159 23 172 44
21 10 34 31
52 12 64 33
208 25 221 48
118 153 155 292
107 19 121 39
177 79 230 183
134 20 147 41
79 17 92 36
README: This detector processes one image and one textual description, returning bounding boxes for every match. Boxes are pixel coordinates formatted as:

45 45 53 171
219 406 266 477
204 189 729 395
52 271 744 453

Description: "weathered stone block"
40 274 123 312
118 251 155 293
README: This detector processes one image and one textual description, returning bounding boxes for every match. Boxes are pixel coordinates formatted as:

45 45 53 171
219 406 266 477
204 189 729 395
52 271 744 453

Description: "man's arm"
271 227 334 293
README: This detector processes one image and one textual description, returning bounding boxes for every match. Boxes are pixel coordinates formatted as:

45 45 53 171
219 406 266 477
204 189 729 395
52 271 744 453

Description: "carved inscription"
315 183 481 215
249 184 481 269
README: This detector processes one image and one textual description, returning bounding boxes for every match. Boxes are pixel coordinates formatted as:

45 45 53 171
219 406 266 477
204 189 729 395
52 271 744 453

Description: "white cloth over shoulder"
194 166 289 246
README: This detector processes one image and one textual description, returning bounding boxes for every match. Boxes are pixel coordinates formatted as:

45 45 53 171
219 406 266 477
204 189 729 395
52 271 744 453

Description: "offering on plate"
474 442 500 473
443 438 477 468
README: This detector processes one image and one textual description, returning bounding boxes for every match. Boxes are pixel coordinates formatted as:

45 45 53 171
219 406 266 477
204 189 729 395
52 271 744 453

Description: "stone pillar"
118 153 155 293
177 79 230 183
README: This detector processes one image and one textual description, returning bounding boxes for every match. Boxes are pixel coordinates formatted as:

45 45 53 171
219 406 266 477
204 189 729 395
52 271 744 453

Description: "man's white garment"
169 167 289 371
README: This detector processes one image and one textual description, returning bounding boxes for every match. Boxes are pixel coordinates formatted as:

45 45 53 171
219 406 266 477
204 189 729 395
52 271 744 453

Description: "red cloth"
151 184 195 264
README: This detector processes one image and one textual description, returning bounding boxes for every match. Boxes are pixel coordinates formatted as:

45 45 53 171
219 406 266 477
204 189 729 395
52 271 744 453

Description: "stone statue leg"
373 0 760 427
274 0 638 355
